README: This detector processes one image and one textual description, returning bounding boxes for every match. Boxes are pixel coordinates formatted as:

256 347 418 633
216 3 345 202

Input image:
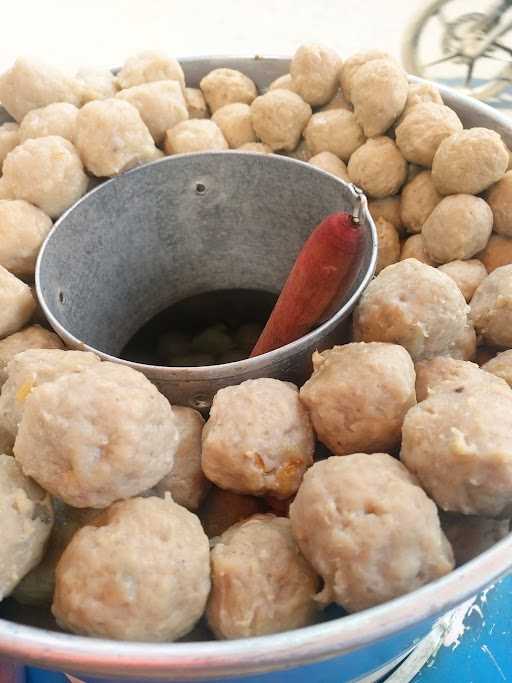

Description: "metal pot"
1 56 512 683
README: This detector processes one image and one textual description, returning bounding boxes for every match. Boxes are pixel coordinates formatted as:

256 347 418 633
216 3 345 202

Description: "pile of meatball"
1 44 512 644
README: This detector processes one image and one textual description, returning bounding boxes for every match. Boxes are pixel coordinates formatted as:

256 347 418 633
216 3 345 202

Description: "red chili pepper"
250 212 361 357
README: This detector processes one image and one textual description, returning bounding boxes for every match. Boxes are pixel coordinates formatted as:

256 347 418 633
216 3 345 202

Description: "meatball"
164 119 228 154
300 343 415 456
400 171 442 234
117 51 185 92
486 171 512 237
471 265 512 347
199 487 264 538
290 43 342 106
153 406 210 510
2 136 88 218
432 128 508 195
353 259 469 361
0 122 20 171
0 348 99 447
0 325 63 386
422 195 493 264
19 103 79 144
287 139 312 161
14 362 179 508
348 137 407 199
207 514 319 639
351 59 408 137
368 196 402 234
401 82 443 120
289 453 454 612
438 259 487 302
449 322 477 361
477 234 512 273
414 356 507 402
202 378 314 499
400 235 435 265
212 103 256 148
0 453 53 599
483 350 512 387
237 142 272 154
52 496 210 641
268 74 296 92
0 199 52 277
303 110 364 162
75 67 118 102
441 513 510 566
375 217 400 273
75 99 159 177
0 266 35 339
401 383 512 517
116 81 188 144
0 57 81 122
250 90 311 152
339 50 392 102
395 103 462 167
319 90 351 112
200 68 257 113
309 152 349 181
184 87 209 119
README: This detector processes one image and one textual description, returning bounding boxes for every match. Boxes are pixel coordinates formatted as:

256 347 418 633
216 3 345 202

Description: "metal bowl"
1 56 512 683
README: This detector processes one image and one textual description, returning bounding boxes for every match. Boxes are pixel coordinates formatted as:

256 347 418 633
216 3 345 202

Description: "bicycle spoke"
493 40 512 55
421 52 460 69
465 61 475 87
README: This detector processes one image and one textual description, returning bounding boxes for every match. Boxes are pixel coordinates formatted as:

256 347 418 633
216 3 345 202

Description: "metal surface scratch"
481 644 507 681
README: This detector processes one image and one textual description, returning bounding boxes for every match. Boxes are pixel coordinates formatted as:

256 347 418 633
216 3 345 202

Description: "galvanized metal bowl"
1 57 512 683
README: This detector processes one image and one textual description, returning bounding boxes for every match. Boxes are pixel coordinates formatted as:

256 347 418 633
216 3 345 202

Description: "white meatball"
375 217 401 273
0 453 53 599
268 74 296 93
309 152 349 181
19 103 79 143
75 67 119 102
486 170 512 238
483 349 512 388
207 514 319 638
52 496 210 641
395 103 462 167
163 119 228 154
290 454 454 612
400 234 435 265
0 199 52 276
14 362 179 508
202 378 314 499
200 68 257 113
414 356 507 402
0 266 35 339
0 325 64 387
471 265 512 347
184 87 209 119
250 90 312 152
2 136 88 218
303 110 364 162
117 51 185 92
212 103 256 148
339 50 393 102
348 137 407 199
400 171 442 234
0 122 20 171
438 259 488 302
290 43 342 106
75 99 159 177
116 80 188 144
0 57 82 122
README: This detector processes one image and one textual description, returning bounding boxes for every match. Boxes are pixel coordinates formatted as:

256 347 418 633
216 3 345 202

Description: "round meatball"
432 128 508 196
153 406 210 510
348 137 407 199
0 348 100 446
401 82 443 120
287 139 312 161
339 50 392 102
238 142 272 154
199 487 264 538
414 356 507 402
401 383 512 517
0 325 64 386
19 103 79 144
351 59 408 137
116 81 188 144
117 51 185 92
2 136 88 218
400 171 442 234
200 68 257 113
300 343 415 456
76 67 118 102
0 267 35 339
289 453 454 612
400 235 435 265
483 350 512 387
353 259 469 361
441 512 510 566
448 322 477 361
202 378 314 499
319 90 351 112
268 74 296 92
309 152 349 181
212 103 256 148
477 234 512 273
471 265 512 347
207 514 319 638
0 453 53 599
422 195 493 264
0 199 52 276
375 217 400 273
52 496 210 641
290 43 342 106
486 171 512 237
75 99 159 177
0 57 81 122
14 362 179 508
0 122 20 170
438 259 487 302
303 110 364 162
164 119 228 154
368 195 402 234
184 87 209 119
395 103 462 167
250 90 311 152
